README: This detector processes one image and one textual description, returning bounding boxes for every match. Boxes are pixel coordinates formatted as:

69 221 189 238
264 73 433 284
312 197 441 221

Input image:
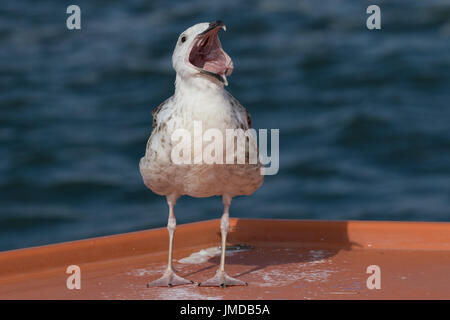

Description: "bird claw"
147 269 194 288
198 270 247 287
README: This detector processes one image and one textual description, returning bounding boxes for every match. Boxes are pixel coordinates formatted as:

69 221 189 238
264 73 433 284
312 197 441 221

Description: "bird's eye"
180 36 187 43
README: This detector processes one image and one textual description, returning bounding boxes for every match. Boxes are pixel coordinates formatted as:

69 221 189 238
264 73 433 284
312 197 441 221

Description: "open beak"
199 20 227 35
188 20 233 85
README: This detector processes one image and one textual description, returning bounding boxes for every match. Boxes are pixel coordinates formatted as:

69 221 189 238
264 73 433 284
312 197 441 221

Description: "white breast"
140 80 263 198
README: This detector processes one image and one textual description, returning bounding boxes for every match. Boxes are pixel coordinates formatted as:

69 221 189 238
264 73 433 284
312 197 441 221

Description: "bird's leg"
199 194 247 287
147 194 194 287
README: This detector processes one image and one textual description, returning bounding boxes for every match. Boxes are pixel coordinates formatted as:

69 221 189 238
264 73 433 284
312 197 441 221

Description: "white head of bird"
172 21 234 88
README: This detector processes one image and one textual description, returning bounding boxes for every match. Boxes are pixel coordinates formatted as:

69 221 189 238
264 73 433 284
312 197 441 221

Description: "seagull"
140 21 263 287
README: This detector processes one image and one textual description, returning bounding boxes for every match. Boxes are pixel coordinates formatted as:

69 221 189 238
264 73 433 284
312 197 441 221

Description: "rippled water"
1 0 449 251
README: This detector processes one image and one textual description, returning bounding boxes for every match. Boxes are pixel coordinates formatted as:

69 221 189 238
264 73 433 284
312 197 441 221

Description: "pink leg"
147 194 194 287
199 194 247 287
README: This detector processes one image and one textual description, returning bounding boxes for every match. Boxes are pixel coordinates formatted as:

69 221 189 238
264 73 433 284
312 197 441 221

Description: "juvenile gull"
140 21 263 287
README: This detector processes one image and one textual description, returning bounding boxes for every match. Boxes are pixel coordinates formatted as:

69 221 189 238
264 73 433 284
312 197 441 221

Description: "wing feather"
225 91 252 129
151 97 171 130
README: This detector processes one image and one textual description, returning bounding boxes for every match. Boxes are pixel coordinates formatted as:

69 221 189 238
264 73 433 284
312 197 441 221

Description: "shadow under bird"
140 21 263 287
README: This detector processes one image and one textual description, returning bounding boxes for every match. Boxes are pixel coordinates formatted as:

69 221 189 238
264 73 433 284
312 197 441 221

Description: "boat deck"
0 219 449 299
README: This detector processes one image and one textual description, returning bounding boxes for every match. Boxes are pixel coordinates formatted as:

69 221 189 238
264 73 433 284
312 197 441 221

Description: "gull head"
172 21 234 86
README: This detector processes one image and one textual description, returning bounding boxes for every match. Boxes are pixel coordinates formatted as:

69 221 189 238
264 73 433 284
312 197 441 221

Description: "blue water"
1 0 449 251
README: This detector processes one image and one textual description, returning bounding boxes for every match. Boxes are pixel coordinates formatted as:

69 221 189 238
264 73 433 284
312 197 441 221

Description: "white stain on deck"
254 249 337 287
126 265 166 277
178 245 251 264
155 287 222 300
178 247 223 264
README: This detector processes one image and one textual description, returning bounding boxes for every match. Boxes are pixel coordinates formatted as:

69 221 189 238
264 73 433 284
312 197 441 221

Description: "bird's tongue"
203 51 232 76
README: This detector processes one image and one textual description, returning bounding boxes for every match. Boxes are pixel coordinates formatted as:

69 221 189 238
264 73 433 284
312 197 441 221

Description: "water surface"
1 0 449 251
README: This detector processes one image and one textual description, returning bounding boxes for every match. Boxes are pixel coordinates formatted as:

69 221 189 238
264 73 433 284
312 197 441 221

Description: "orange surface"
0 218 449 299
